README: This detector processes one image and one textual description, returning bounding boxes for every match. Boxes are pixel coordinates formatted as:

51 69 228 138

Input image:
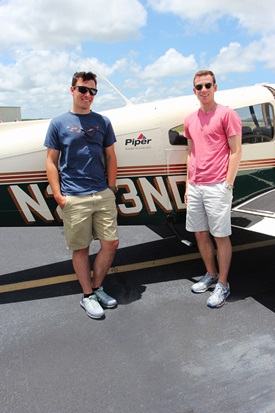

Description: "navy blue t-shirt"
44 111 116 195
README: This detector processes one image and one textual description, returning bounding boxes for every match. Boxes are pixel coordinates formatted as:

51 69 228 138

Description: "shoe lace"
210 283 223 297
88 295 99 306
96 290 107 300
202 272 213 284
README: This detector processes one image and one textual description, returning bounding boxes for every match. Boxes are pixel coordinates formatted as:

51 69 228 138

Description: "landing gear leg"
166 215 194 247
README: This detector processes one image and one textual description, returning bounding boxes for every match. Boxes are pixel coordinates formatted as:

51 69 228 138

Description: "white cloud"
210 42 255 75
210 38 275 78
87 56 133 78
139 48 197 80
256 35 275 70
0 48 142 118
148 0 275 35
0 0 147 50
0 0 274 119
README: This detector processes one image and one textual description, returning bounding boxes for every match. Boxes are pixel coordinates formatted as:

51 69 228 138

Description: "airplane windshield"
237 103 274 144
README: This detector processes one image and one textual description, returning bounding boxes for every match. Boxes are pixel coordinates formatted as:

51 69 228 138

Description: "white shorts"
186 182 233 237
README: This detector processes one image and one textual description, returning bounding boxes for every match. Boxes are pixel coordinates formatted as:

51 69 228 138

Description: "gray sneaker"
191 272 219 293
207 282 230 308
80 294 105 319
94 286 117 308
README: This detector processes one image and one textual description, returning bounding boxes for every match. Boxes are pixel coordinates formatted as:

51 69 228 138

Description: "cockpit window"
169 125 187 145
236 103 274 144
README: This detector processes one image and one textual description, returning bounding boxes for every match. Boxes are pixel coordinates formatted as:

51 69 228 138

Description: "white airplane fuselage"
0 83 275 227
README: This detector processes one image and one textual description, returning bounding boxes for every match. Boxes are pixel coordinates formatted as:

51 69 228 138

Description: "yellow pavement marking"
1 238 275 293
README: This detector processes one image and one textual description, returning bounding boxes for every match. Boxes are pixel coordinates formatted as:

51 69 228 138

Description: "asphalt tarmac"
1 224 275 413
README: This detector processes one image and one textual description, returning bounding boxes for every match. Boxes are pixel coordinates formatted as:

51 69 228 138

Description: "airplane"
0 82 275 242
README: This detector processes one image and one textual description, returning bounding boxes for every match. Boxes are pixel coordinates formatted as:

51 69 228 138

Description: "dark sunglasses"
194 82 213 91
73 85 98 96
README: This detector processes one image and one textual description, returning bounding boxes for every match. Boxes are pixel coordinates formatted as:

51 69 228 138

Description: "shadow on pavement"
1 229 275 314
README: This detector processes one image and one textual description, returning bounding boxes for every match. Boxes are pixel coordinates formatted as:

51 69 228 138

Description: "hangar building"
0 106 21 122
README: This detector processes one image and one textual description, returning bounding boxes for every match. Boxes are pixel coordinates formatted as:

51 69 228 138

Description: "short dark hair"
71 71 97 87
193 70 216 86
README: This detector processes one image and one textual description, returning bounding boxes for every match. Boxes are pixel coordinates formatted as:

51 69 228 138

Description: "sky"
0 0 275 120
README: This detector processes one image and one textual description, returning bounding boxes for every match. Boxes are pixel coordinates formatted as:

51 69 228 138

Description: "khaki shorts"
186 182 233 237
62 188 118 250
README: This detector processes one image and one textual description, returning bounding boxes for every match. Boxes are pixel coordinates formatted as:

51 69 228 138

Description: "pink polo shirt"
184 104 242 185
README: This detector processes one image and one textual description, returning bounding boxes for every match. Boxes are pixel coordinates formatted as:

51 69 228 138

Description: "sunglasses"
73 85 98 96
194 82 213 91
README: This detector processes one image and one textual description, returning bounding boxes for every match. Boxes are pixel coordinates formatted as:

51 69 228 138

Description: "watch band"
225 183 234 190
109 186 118 193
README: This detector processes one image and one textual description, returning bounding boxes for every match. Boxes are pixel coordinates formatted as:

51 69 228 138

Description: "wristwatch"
224 183 234 190
109 186 118 194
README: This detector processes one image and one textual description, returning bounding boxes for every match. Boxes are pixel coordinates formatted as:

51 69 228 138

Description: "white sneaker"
80 294 105 319
191 272 219 293
94 286 117 308
207 282 230 308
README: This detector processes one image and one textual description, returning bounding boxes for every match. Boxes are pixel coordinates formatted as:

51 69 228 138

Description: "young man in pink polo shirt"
184 70 242 308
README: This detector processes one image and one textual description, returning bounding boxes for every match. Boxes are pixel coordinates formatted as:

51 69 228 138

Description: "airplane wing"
231 189 275 236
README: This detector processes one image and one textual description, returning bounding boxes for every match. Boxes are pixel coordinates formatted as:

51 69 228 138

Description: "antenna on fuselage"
88 61 133 106
99 71 133 106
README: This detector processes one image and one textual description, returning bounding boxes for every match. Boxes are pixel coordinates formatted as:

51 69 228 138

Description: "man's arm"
104 144 117 188
184 139 192 204
226 134 242 185
46 148 66 209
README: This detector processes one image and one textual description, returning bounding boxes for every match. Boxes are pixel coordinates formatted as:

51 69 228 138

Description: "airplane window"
236 103 274 144
169 125 188 145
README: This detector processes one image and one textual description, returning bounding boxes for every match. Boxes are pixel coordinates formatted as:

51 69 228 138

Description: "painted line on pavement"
1 238 275 293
